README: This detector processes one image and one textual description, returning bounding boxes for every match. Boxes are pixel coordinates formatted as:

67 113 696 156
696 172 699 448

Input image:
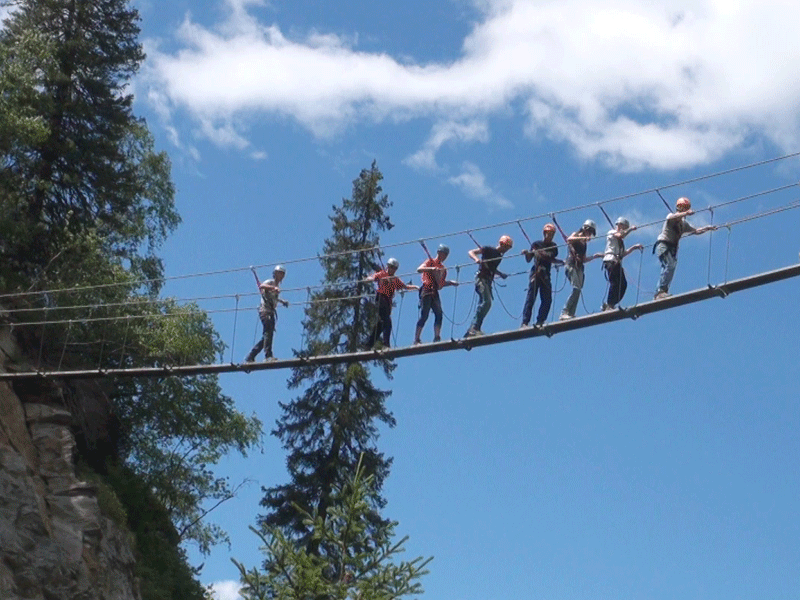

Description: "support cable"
3 179 795 311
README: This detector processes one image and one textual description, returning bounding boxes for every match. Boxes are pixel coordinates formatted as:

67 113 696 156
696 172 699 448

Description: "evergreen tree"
0 0 176 284
261 162 398 559
0 0 262 571
238 457 430 600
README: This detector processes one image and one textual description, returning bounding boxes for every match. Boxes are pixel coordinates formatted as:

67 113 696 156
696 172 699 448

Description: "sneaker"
244 353 257 363
433 336 441 343
413 339 422 346
653 291 670 300
264 356 277 362
534 320 546 327
520 323 531 329
559 313 572 321
602 303 615 312
464 328 484 338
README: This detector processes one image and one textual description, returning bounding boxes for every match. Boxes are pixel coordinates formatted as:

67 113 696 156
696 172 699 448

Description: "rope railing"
1 152 797 303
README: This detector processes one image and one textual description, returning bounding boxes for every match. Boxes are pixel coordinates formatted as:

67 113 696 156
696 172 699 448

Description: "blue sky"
11 0 800 598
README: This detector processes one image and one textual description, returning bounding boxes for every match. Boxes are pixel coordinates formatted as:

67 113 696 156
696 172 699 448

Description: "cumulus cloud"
448 162 513 209
405 119 490 171
208 580 242 600
143 0 800 170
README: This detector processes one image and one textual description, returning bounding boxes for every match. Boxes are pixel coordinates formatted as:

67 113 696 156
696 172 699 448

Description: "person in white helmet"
559 219 603 320
465 235 513 337
414 244 459 344
653 197 715 299
367 258 418 349
602 217 643 310
245 265 289 362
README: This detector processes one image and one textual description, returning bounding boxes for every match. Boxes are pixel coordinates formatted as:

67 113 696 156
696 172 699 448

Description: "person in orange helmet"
464 235 513 337
521 223 563 327
653 197 715 299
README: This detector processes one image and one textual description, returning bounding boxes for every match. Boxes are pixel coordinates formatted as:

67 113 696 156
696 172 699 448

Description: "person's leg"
619 265 628 303
415 293 432 343
380 295 392 346
562 265 583 317
245 318 265 361
472 279 492 331
656 243 677 294
521 278 537 326
262 312 276 358
432 293 443 341
607 262 623 307
536 276 552 325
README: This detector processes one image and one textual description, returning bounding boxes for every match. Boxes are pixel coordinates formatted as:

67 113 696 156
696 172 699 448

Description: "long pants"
522 273 552 326
604 261 627 307
470 278 493 331
368 294 393 347
655 242 678 293
417 291 443 329
248 311 276 359
561 264 584 317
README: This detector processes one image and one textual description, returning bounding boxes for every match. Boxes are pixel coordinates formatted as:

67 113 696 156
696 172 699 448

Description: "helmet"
676 197 691 211
273 265 286 274
582 219 597 234
542 223 556 234
498 235 513 249
437 244 450 256
386 258 399 269
615 217 630 229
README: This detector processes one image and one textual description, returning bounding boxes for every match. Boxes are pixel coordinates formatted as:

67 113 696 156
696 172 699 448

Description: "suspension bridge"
1 153 799 382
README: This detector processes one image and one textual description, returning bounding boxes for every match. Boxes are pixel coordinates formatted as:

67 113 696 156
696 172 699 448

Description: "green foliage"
237 458 431 600
106 463 210 600
0 0 262 563
260 162 397 547
0 0 177 281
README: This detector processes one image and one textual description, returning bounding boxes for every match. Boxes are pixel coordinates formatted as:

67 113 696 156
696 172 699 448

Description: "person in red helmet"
653 196 715 299
367 258 418 349
521 223 563 327
245 265 289 362
464 235 513 337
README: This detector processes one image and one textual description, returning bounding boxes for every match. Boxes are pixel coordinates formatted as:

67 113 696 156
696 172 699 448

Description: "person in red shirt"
414 244 459 344
367 258 418 349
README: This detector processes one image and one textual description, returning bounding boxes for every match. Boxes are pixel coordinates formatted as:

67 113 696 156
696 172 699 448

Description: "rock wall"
0 323 140 600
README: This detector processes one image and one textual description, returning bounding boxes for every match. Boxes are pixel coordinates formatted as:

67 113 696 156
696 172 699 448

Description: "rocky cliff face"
0 323 140 600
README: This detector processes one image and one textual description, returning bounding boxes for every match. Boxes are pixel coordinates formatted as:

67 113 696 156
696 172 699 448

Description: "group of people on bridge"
245 196 714 362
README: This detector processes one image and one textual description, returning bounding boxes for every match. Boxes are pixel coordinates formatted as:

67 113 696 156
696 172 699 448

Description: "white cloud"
448 161 512 209
208 579 243 600
405 119 489 171
143 0 800 170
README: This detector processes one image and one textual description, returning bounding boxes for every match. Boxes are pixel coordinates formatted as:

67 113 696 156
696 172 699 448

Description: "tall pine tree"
261 162 398 560
0 0 176 285
0 0 263 584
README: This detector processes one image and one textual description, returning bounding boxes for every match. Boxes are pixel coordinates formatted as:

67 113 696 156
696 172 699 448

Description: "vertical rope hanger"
230 294 240 364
